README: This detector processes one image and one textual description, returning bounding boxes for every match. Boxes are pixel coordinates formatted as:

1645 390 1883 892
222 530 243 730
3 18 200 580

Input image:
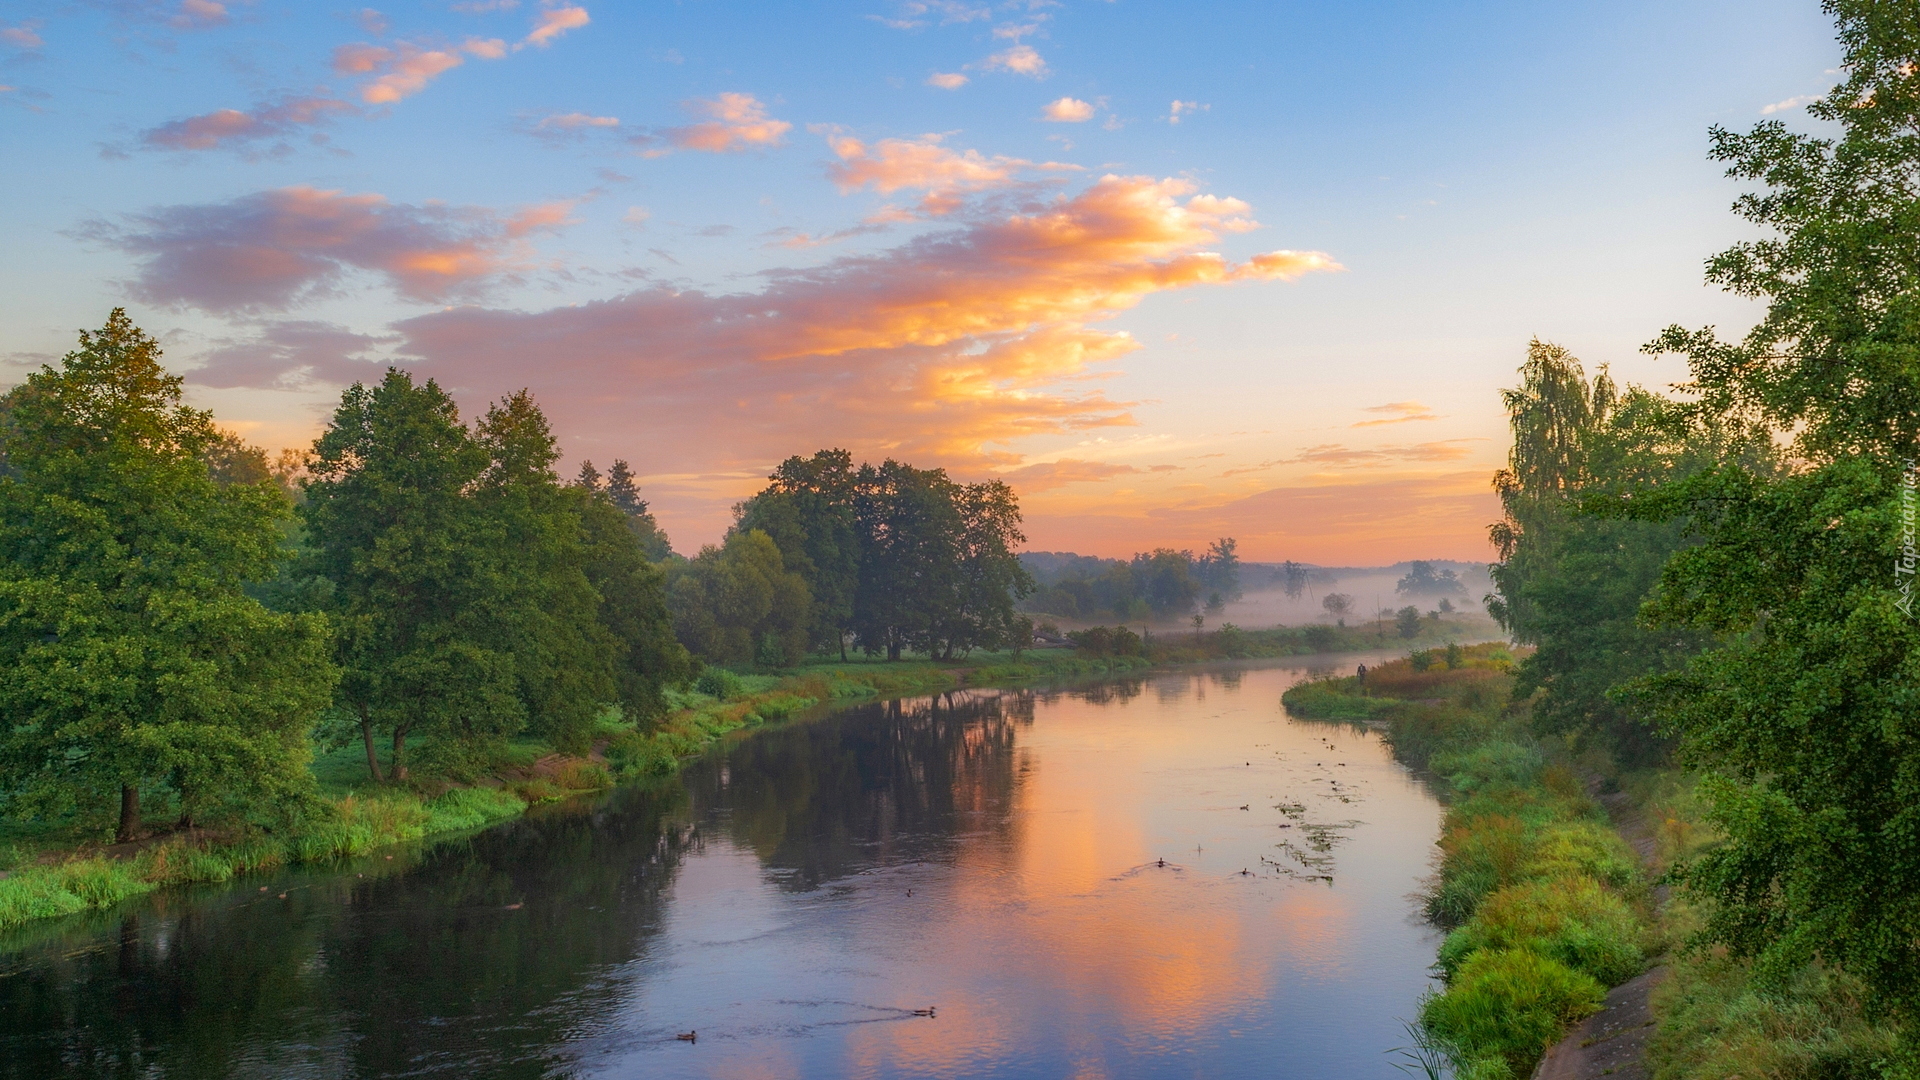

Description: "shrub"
552 759 613 791
1422 948 1605 1078
1522 821 1641 892
695 667 746 700
1437 874 1643 985
1431 740 1544 794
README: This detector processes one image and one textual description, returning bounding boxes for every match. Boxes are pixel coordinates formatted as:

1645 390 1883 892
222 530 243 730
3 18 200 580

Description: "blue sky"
0 0 1837 560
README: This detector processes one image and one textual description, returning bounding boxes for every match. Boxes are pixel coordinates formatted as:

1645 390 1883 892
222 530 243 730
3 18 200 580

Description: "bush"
1429 813 1533 924
1523 821 1642 893
1422 948 1605 1078
1437 874 1643 985
1431 740 1545 794
695 667 746 700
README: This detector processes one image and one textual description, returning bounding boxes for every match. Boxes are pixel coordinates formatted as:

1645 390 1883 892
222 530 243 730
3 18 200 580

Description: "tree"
1321 593 1353 619
572 482 695 724
1626 1 1920 1026
1395 560 1463 596
736 450 861 656
667 529 812 667
0 311 334 839
1280 560 1310 601
1197 537 1242 601
470 391 620 755
1395 606 1422 639
303 370 521 780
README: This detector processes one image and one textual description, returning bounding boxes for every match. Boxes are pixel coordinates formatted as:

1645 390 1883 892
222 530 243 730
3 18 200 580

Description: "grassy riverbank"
0 647 1175 933
1285 645 1653 1080
1285 647 1911 1080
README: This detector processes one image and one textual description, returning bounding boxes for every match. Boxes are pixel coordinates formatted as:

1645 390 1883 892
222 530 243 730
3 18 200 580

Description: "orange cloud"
361 46 464 103
1041 97 1094 122
998 459 1145 492
980 44 1047 77
92 186 565 312
665 92 791 152
824 133 1023 200
926 72 969 89
368 175 1339 541
1351 400 1441 426
521 4 588 48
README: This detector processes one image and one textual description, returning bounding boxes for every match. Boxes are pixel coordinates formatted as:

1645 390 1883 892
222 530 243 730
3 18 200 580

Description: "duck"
912 1007 937 1017
675 1031 697 1042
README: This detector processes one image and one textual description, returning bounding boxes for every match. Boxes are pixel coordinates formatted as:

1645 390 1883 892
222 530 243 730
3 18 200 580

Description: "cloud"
354 8 388 35
1 21 44 49
377 174 1340 518
663 92 790 152
622 206 651 225
979 45 1047 78
1761 94 1819 114
1169 100 1208 124
452 0 519 11
527 110 618 142
173 0 229 28
521 4 589 48
1350 400 1440 427
82 186 570 312
139 96 356 153
873 1 991 29
993 20 1046 42
998 459 1144 491
190 320 392 389
1283 439 1482 466
927 71 969 89
1042 96 1094 122
823 132 1025 205
463 36 507 58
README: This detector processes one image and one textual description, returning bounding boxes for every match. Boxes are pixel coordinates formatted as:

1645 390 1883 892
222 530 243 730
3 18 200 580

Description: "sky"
0 0 1840 563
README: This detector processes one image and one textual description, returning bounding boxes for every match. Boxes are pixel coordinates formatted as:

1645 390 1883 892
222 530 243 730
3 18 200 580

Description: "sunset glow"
0 1 1829 562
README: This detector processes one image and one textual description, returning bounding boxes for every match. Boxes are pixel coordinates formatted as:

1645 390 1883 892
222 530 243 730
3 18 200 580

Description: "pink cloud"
665 92 791 152
521 4 589 48
998 459 1144 492
139 96 356 153
979 45 1046 78
173 0 228 28
191 320 391 389
86 186 566 312
1 21 44 49
360 46 464 103
368 176 1339 543
1041 97 1094 122
824 133 1024 201
926 72 968 89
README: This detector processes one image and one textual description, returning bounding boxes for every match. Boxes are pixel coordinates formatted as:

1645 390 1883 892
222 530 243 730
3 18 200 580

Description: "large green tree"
666 529 812 667
302 370 522 780
0 311 335 840
735 449 861 657
571 463 696 721
1629 0 1920 1027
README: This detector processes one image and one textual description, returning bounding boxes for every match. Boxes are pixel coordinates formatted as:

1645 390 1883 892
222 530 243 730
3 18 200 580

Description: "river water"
0 660 1445 1080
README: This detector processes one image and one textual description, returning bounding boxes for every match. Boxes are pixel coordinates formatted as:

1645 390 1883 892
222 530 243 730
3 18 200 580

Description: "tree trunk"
359 707 385 782
117 784 140 843
391 728 408 781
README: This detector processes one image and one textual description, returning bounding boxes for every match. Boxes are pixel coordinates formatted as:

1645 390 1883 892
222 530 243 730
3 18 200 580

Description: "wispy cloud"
979 45 1047 78
1350 400 1441 427
926 71 969 89
520 4 588 49
1285 439 1481 465
997 459 1144 491
79 186 575 312
1169 100 1208 124
0 20 44 50
139 96 356 154
191 320 392 389
658 92 790 153
1760 94 1819 114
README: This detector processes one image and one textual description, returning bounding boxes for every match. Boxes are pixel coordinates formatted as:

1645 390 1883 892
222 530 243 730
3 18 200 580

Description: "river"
0 659 1445 1079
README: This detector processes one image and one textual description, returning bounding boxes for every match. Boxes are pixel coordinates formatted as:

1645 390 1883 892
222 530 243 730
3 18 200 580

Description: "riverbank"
1284 646 1653 1080
1283 648 1909 1080
0 647 1193 934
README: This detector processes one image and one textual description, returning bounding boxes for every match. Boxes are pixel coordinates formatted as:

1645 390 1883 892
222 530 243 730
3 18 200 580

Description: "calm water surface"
0 660 1445 1079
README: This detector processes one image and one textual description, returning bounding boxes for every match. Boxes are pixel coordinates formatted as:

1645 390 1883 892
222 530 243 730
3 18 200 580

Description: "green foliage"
1421 948 1607 1079
1019 541 1240 621
1065 624 1143 657
1649 946 1899 1080
1437 875 1643 986
668 529 812 667
0 311 336 840
695 667 747 700
1396 606 1422 638
735 450 861 655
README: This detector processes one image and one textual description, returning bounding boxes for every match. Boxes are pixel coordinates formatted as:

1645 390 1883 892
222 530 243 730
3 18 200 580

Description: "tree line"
1018 540 1242 621
1488 0 1920 1041
0 322 1035 844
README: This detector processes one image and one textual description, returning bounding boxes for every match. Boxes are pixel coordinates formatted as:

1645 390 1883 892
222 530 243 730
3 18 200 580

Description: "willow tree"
0 311 334 839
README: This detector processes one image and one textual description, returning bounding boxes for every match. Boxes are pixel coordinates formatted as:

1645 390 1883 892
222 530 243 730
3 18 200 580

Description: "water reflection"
0 661 1441 1080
